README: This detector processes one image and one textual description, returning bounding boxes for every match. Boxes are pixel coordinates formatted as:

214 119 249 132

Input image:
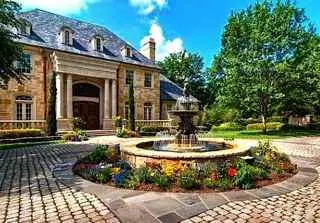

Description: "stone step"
85 130 115 137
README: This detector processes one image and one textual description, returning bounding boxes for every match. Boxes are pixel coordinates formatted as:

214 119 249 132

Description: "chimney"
141 38 156 62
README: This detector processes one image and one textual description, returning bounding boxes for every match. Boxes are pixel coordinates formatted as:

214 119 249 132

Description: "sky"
18 0 320 67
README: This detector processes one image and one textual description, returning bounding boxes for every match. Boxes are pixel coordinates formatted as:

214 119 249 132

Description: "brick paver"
0 144 120 223
182 139 320 223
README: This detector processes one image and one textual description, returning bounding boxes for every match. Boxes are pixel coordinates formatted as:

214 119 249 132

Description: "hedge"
211 122 244 131
0 129 42 139
140 126 171 133
246 122 283 131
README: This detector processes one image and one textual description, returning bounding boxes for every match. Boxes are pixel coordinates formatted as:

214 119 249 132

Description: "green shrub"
62 132 78 141
201 105 240 127
132 167 153 183
0 129 42 139
96 168 112 183
235 160 268 189
179 168 200 190
246 122 283 131
203 178 219 189
76 129 88 141
217 178 233 191
140 126 170 133
211 122 244 131
152 172 170 189
72 117 85 131
116 128 139 138
198 162 218 178
87 145 108 163
124 167 153 189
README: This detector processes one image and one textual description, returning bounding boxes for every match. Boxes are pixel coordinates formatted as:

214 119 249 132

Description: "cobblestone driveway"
183 139 320 223
0 144 120 223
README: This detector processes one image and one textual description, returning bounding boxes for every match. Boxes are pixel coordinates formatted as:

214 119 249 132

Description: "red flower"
227 167 237 177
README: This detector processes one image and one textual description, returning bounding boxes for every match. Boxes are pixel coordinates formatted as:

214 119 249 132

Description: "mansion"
0 9 197 131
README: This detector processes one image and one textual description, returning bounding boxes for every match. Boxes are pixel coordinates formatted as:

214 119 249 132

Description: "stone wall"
118 64 160 120
0 46 47 121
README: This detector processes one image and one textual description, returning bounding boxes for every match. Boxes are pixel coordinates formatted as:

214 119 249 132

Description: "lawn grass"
0 140 64 150
205 129 320 140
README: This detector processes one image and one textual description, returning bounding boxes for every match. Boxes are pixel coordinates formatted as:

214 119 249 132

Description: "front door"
73 101 99 130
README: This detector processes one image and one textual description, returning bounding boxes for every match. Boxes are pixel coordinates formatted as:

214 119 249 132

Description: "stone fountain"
121 82 254 167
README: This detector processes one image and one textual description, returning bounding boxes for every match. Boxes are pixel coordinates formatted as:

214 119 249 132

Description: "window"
144 103 152 120
16 96 32 120
126 48 131 57
126 70 134 85
16 103 23 120
17 54 31 74
144 73 152 88
121 46 132 57
96 38 101 51
124 102 129 119
64 30 70 45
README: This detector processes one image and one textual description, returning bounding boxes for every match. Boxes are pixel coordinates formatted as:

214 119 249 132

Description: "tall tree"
46 72 57 136
128 82 135 131
158 50 208 105
0 0 25 86
212 0 319 133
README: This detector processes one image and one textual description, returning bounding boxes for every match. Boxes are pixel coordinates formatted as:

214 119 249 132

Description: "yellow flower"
112 167 120 175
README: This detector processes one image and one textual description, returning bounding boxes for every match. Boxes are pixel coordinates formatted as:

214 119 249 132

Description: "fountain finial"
183 80 190 98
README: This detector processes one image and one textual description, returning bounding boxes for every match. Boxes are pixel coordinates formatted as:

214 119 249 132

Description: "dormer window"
91 35 103 52
96 38 101 51
64 30 70 45
121 46 132 57
18 19 31 36
59 26 74 46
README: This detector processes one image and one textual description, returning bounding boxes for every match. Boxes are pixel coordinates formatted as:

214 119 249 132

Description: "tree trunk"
260 96 268 134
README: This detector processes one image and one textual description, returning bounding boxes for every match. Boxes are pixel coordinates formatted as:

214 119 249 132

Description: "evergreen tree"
128 82 135 131
0 0 25 86
46 72 57 136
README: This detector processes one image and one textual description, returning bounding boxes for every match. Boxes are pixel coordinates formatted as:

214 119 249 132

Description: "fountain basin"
121 138 255 168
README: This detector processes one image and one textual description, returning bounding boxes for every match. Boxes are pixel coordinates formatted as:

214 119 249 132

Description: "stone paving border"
61 154 319 223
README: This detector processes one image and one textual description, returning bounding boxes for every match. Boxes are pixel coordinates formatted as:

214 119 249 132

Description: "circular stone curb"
120 138 255 159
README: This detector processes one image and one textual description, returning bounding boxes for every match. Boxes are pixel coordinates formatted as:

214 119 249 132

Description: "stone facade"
118 64 160 120
0 45 161 131
0 46 47 121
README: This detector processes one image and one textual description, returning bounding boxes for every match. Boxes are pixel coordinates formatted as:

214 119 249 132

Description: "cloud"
18 0 101 15
129 0 167 15
141 21 183 61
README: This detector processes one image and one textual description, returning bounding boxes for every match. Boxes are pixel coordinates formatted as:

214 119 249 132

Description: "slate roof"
17 9 158 69
160 75 198 102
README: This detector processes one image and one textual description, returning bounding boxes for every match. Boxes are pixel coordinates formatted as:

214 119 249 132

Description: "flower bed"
73 141 297 192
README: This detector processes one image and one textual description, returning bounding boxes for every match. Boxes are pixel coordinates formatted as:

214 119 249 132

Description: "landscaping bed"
73 141 297 192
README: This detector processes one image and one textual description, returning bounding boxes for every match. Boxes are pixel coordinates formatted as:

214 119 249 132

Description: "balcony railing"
0 120 46 130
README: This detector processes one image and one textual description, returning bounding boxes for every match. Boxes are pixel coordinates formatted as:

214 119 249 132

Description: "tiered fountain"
121 82 254 167
154 82 210 152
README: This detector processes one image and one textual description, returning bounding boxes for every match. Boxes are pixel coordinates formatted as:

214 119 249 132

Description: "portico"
52 51 119 131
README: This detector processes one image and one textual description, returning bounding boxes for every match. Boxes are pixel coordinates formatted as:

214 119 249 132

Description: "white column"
66 74 73 119
56 73 64 119
104 79 110 119
111 79 117 117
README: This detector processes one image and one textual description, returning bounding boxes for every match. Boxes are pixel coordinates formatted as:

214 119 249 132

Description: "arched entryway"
73 83 100 130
